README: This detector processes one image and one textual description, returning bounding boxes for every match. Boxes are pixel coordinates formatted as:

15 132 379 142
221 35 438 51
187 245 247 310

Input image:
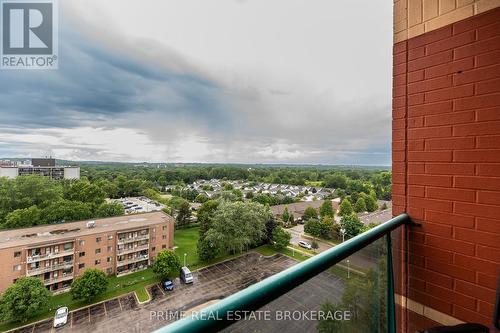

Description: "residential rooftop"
0 211 172 249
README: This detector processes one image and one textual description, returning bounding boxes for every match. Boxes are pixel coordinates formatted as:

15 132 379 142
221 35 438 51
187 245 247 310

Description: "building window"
79 252 85 257
13 251 21 258
96 237 102 243
12 264 21 271
162 226 166 230
95 259 101 265
162 235 167 239
106 268 113 274
64 243 72 251
95 248 101 254
78 263 85 269
108 234 113 240
152 247 156 252
107 257 112 263
162 245 166 249
107 246 113 252
79 240 85 246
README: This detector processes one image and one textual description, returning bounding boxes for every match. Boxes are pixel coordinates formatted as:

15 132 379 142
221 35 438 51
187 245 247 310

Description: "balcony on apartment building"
117 243 150 255
26 258 74 276
26 244 75 263
42 271 74 286
116 252 149 267
117 230 150 244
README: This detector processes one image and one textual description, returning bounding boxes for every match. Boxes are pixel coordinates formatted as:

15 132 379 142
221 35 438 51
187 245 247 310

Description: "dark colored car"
161 279 174 291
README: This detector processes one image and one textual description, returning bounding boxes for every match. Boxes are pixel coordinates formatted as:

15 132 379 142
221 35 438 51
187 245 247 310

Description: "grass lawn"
254 244 310 262
304 181 323 187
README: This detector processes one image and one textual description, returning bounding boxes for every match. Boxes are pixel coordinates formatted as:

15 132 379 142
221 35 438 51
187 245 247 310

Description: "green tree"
282 207 290 223
289 213 295 224
364 195 378 212
338 198 353 217
96 202 125 218
341 213 364 238
70 269 108 302
176 201 192 227
304 219 322 238
3 206 42 229
272 227 291 250
204 201 270 254
0 277 51 322
66 180 106 207
319 201 334 218
197 200 220 261
323 173 348 189
311 240 319 250
152 250 181 279
354 197 367 213
302 206 318 221
42 200 93 224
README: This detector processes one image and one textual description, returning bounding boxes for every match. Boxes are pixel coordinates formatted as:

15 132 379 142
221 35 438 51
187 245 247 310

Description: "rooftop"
0 211 173 249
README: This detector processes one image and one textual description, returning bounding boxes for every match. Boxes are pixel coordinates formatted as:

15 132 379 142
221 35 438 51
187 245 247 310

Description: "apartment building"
0 158 80 180
0 211 174 293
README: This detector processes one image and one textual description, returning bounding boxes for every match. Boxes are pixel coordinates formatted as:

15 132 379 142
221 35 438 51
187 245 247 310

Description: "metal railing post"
386 233 396 333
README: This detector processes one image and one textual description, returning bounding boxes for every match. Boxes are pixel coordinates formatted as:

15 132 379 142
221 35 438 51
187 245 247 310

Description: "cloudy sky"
0 0 393 165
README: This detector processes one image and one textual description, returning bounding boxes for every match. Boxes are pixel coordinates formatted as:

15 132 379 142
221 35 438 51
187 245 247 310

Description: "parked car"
53 307 68 328
298 240 312 250
161 279 174 291
180 266 193 284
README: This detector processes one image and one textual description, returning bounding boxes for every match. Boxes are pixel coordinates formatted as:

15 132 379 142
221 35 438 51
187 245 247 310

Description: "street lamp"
184 253 187 267
346 259 350 278
340 228 346 243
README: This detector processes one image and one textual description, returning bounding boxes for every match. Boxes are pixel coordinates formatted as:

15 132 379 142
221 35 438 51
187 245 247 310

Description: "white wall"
0 167 19 179
64 167 80 180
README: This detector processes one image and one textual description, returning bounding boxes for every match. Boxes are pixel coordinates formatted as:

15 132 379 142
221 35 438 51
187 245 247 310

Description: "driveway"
9 253 296 333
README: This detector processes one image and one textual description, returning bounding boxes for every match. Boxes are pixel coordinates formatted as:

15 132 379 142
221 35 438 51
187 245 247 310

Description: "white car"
298 240 312 250
53 307 68 328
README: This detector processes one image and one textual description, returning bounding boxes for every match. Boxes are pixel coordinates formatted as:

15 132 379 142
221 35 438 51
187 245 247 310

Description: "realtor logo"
1 0 58 69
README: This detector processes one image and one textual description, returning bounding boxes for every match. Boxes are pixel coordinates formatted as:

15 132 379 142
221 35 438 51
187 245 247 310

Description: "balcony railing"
116 254 149 267
153 213 411 333
26 248 74 263
26 261 74 276
117 244 149 255
43 273 74 285
117 234 149 244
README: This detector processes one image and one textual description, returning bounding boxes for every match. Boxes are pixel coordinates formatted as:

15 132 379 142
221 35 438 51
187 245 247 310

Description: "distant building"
0 158 80 180
0 211 174 293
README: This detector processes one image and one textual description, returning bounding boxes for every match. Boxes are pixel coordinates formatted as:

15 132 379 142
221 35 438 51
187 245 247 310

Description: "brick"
409 70 425 83
409 174 453 186
478 272 498 290
409 101 453 116
412 243 454 263
427 235 474 256
410 277 426 291
477 21 500 40
455 176 500 191
422 222 453 237
454 35 500 59
409 93 425 106
393 172 406 184
393 140 406 151
425 163 475 175
475 0 500 14
426 258 475 282
409 76 452 94
476 217 500 233
409 46 425 60
439 0 456 14
453 304 491 326
425 210 475 228
426 282 476 310
408 185 425 197
393 96 406 109
425 5 474 32
393 41 407 55
476 107 500 121
455 226 500 248
393 128 406 140
453 121 500 136
409 265 453 289
408 117 424 129
408 206 425 220
453 6 500 34
408 127 452 140
393 184 406 195
425 57 474 79
408 50 453 72
393 51 407 66
454 93 500 111
408 151 453 162
408 196 453 212
427 137 475 150
455 279 495 303
454 253 499 276
394 62 407 76
393 73 407 87
478 300 494 318
393 195 406 207
393 151 406 162
408 25 452 49
393 85 406 97
425 111 475 126
427 187 475 202
393 107 406 119
424 85 474 103
408 163 425 174
454 149 500 162
476 163 500 176
477 135 500 148
409 140 425 151
476 77 500 95
477 190 500 205
476 49 500 67
476 245 500 263
426 30 475 55
453 64 500 85
409 288 453 315
393 118 405 130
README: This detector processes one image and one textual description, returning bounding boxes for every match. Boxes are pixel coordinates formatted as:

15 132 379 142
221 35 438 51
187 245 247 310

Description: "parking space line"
158 284 165 295
118 297 123 311
70 312 73 328
103 302 108 317
88 307 91 323
31 324 35 333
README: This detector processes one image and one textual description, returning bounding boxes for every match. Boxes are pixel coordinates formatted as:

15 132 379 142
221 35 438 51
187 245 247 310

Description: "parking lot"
9 253 297 333
111 197 164 215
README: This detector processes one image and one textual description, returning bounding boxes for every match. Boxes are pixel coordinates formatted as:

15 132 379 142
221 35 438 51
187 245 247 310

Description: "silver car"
53 307 68 328
298 240 312 250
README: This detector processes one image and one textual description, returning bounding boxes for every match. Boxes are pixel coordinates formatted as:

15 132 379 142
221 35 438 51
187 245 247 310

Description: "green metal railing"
154 213 411 333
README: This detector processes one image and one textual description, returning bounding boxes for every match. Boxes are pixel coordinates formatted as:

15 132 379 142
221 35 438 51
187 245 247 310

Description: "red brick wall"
392 7 500 329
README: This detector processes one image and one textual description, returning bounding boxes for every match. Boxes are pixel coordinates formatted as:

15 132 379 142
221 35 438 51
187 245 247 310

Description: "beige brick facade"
0 212 174 293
